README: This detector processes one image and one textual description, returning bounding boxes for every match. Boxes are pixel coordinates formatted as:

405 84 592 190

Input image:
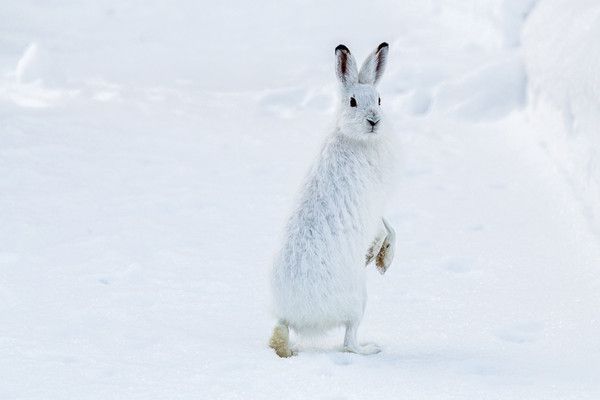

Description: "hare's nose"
367 119 378 127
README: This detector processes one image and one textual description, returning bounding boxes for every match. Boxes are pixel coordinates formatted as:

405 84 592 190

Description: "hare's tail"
269 322 295 358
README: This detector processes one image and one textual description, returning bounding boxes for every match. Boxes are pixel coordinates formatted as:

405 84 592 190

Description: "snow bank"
522 0 600 230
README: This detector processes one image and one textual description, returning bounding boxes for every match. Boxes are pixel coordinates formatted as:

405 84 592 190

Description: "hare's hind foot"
269 323 296 358
344 342 381 355
343 321 381 355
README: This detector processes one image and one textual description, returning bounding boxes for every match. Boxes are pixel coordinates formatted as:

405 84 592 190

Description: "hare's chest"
338 150 385 199
330 156 384 227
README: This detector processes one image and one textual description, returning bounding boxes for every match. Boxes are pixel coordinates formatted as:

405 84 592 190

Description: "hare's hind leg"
343 321 380 355
269 322 296 358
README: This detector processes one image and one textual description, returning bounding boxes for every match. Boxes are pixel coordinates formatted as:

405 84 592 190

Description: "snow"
522 0 600 233
1 0 599 398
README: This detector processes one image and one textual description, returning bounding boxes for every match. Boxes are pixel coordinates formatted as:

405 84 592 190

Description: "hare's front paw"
376 218 396 274
344 343 381 355
375 238 394 274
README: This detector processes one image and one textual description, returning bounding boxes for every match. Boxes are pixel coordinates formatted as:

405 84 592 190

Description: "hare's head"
334 43 389 139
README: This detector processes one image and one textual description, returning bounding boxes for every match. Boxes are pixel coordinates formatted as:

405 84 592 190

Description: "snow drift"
523 0 600 231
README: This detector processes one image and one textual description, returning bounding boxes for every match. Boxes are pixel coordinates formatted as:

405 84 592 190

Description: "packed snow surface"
1 1 599 399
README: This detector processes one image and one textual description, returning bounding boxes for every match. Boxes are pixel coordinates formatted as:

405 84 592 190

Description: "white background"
1 0 599 398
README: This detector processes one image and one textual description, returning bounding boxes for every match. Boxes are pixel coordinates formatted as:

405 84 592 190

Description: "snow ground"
1 1 599 399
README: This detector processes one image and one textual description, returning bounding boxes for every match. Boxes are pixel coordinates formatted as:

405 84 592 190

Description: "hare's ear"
335 44 358 86
358 42 389 85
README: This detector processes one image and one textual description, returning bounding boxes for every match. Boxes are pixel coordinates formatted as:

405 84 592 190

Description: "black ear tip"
335 44 350 53
377 42 389 51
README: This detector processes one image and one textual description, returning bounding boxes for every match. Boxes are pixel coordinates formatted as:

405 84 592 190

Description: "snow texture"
1 0 599 399
522 0 600 233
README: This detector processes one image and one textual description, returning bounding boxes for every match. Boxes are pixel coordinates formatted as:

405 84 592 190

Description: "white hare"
270 43 396 357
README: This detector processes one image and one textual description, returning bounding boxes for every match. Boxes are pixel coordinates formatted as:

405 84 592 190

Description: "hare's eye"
350 97 357 107
378 97 381 106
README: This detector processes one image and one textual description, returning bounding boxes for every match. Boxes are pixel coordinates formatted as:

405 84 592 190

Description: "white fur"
270 43 396 356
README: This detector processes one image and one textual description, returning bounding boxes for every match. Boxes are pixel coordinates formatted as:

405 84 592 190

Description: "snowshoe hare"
270 43 396 357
